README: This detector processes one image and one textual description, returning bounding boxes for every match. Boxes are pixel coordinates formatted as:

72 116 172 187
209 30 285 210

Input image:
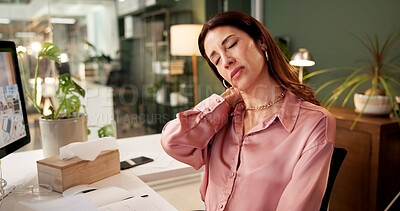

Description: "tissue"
59 137 119 161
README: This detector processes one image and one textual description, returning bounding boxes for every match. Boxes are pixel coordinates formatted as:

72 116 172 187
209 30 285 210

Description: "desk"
1 133 201 210
118 134 200 182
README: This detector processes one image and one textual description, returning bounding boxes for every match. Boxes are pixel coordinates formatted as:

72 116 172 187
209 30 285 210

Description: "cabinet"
118 3 194 132
328 108 400 211
142 9 193 131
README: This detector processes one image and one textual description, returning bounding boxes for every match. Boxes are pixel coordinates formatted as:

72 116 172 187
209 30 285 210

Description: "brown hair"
198 11 320 105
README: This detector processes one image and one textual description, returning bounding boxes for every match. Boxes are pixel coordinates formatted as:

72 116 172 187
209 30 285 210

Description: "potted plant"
18 42 114 157
304 32 400 128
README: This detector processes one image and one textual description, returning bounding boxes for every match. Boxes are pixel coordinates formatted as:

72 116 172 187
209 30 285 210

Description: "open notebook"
16 186 161 211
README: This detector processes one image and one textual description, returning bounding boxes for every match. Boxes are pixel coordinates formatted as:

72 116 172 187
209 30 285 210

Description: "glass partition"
0 0 119 81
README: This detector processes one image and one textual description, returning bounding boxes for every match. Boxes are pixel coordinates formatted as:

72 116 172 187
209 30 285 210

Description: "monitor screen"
0 40 30 158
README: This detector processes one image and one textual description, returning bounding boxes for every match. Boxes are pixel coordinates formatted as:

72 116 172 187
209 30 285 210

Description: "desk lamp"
289 48 315 83
170 24 202 104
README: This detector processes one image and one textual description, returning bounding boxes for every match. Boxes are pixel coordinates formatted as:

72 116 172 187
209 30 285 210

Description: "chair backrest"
320 147 347 211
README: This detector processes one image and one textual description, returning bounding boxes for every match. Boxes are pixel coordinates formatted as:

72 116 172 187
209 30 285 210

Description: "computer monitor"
0 40 30 158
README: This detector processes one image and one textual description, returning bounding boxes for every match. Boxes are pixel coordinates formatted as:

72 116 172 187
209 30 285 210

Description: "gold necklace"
245 90 286 111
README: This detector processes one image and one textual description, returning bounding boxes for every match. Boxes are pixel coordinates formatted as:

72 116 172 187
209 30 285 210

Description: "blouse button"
205 108 211 112
216 99 221 103
219 204 224 209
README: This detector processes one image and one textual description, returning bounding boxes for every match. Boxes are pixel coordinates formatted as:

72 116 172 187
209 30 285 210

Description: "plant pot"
354 93 392 115
39 115 88 158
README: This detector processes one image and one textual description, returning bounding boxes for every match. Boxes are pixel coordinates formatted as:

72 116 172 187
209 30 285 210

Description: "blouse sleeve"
277 114 336 211
161 94 231 170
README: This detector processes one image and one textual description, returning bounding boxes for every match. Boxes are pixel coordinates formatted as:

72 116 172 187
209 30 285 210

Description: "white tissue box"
37 149 120 193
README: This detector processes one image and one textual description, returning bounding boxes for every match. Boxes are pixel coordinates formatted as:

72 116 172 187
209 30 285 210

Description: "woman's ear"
257 38 269 61
257 39 267 51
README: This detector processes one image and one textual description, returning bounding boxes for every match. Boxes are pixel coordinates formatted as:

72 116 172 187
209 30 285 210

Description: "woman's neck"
240 77 283 109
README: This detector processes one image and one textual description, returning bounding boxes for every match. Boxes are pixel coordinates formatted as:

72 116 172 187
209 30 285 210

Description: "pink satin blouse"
161 91 336 211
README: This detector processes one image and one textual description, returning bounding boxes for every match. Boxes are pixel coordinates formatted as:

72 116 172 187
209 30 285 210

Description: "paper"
82 186 133 207
14 187 161 211
15 195 98 211
99 196 161 211
59 137 119 161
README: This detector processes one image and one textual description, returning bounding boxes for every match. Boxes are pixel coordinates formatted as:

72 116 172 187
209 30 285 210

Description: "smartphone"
120 156 154 170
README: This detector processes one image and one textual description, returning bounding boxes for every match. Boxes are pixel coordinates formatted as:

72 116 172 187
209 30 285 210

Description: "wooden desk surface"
328 107 399 125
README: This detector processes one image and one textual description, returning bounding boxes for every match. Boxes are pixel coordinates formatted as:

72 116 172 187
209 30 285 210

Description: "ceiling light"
15 32 36 38
50 18 76 25
0 18 11 24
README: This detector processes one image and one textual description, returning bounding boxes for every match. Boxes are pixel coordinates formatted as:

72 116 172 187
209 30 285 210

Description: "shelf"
145 41 168 47
119 36 142 41
118 7 193 132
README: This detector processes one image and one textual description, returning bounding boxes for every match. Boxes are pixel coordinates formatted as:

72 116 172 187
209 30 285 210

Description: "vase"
39 115 88 157
354 93 392 115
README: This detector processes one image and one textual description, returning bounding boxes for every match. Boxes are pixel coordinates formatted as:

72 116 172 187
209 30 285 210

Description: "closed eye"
214 41 237 65
210 35 238 66
215 57 221 66
228 41 238 49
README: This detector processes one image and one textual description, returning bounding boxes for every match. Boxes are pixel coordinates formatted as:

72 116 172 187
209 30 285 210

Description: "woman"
161 11 336 211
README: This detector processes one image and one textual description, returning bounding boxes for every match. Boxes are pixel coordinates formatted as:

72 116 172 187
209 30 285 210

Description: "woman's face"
203 26 267 91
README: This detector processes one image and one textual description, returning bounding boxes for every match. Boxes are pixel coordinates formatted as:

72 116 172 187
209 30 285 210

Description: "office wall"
264 0 400 105
172 0 205 23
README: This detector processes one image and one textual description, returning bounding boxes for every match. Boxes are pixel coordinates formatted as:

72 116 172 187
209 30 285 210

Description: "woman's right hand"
221 87 242 109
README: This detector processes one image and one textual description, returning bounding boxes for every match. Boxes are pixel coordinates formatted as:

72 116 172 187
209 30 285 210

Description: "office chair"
320 147 348 211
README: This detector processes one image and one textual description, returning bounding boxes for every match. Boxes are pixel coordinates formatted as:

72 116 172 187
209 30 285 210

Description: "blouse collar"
277 91 301 133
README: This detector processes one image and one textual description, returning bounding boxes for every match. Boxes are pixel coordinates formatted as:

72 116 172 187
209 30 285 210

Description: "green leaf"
72 80 86 98
54 73 86 119
97 125 115 138
39 42 61 64
341 77 370 106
